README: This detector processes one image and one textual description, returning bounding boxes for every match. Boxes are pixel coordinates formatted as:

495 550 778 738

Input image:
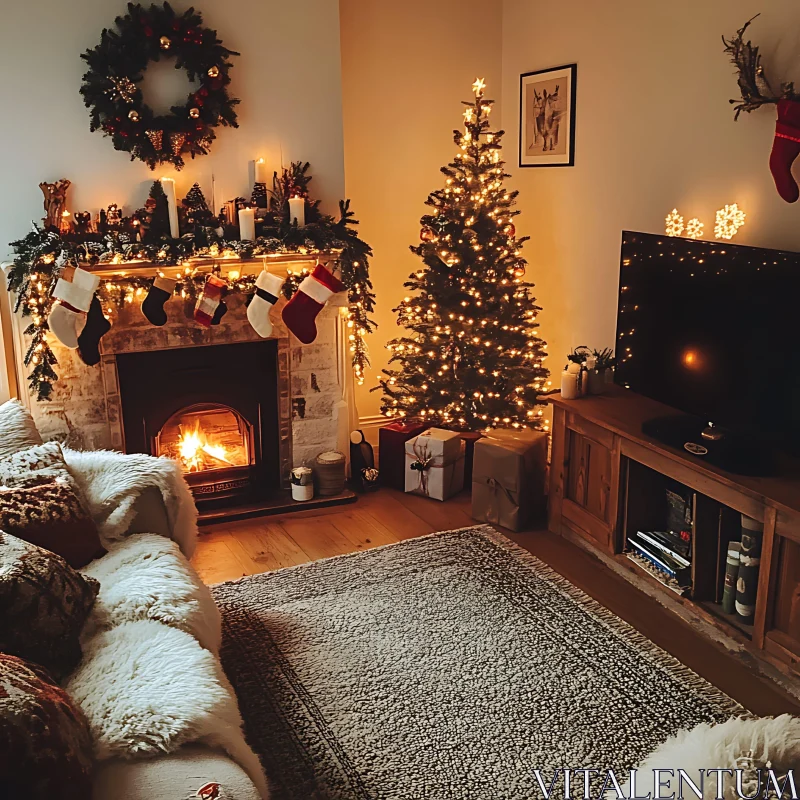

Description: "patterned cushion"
0 481 105 568
0 654 94 799
0 440 75 489
0 531 99 679
0 399 42 458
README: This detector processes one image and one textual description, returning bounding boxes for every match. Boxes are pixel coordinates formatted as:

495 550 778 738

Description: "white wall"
340 0 504 422
501 0 800 381
0 0 345 260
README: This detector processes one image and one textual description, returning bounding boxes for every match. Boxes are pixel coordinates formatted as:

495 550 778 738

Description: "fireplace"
116 340 283 508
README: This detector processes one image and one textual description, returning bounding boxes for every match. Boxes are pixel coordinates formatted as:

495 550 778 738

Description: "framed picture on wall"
519 64 577 167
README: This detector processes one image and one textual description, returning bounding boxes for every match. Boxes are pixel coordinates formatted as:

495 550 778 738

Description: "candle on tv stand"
238 207 256 241
160 177 180 238
288 195 305 227
254 157 268 184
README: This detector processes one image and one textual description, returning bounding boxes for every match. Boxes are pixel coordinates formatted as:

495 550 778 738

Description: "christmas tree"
378 79 550 431
182 183 215 228
143 180 171 243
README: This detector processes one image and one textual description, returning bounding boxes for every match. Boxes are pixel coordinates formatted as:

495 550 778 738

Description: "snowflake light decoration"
665 209 684 237
685 218 704 239
714 203 746 240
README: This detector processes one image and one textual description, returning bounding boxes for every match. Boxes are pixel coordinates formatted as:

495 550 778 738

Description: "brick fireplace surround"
10 266 355 490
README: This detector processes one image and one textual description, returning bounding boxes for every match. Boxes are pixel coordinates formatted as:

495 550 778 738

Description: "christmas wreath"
80 2 239 170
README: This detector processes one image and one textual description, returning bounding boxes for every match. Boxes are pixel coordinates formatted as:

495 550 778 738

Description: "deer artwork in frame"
39 179 71 230
519 64 577 168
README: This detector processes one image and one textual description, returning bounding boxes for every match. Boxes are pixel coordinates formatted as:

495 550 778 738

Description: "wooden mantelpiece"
548 387 800 688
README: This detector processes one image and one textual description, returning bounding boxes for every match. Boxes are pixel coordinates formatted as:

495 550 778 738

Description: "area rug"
211 525 742 800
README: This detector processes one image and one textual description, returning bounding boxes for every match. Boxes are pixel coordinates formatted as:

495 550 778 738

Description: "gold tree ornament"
472 77 486 96
159 36 171 49
128 109 140 122
207 66 219 78
665 208 685 237
169 132 186 156
189 107 200 119
146 129 164 151
714 203 746 239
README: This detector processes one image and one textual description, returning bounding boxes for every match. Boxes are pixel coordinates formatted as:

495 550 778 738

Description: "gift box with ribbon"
471 429 547 531
379 420 429 490
404 428 466 501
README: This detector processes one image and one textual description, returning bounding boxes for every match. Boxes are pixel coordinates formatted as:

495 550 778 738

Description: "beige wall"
0 0 345 260
340 0 504 422
500 0 800 384
0 0 346 405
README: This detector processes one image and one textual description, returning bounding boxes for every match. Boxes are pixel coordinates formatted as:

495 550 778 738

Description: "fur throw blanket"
619 715 800 800
63 448 198 558
66 620 268 798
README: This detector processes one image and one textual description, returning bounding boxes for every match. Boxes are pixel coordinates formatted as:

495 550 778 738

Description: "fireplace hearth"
117 340 282 509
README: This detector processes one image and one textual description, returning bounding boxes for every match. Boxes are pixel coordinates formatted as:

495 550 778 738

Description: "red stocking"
770 98 800 203
281 264 344 344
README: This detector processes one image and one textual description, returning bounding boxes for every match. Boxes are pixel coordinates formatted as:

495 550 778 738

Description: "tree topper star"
472 77 486 96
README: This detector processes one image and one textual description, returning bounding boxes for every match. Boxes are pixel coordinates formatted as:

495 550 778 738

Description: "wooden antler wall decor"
724 15 800 203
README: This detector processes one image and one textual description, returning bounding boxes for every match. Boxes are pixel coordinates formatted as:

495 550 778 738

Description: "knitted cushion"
0 532 99 679
0 440 75 489
0 480 105 568
0 399 42 457
0 654 94 800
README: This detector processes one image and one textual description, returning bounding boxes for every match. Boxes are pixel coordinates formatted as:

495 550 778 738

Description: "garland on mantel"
6 165 375 400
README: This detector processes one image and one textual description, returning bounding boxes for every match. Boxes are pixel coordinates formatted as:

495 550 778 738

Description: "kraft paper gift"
404 428 465 501
471 429 547 531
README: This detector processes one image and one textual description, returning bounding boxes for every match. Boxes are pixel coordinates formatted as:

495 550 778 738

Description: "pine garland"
7 165 376 400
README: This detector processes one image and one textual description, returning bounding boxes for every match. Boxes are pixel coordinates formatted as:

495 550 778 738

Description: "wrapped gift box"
379 421 429 490
405 428 465 501
471 429 547 531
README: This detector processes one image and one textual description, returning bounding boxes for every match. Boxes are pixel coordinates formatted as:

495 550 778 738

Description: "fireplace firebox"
116 340 282 508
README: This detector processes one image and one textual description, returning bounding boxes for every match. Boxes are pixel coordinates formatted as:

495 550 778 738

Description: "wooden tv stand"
548 387 800 684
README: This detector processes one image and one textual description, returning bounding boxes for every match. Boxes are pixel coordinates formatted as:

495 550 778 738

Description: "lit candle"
238 207 256 241
254 157 268 184
160 177 180 238
289 195 305 227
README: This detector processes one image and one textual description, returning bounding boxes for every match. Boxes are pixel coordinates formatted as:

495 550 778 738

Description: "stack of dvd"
627 530 692 588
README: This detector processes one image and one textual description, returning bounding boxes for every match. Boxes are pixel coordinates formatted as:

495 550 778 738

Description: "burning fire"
178 420 235 472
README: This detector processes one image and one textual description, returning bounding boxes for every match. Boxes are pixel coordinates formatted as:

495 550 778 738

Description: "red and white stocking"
770 98 800 203
47 268 100 348
194 275 227 327
281 264 344 344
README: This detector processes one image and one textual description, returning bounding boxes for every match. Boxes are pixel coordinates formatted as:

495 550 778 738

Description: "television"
614 231 800 468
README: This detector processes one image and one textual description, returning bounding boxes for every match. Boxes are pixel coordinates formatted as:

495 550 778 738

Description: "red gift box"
379 421 428 490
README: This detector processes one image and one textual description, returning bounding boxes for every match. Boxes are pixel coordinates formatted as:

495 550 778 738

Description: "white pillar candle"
160 177 180 238
238 207 256 241
561 364 581 400
254 157 268 184
289 195 305 227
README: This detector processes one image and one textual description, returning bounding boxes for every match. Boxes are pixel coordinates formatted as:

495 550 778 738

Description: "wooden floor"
192 487 800 717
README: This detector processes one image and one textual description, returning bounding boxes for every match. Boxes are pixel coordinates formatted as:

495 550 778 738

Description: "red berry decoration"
505 223 516 237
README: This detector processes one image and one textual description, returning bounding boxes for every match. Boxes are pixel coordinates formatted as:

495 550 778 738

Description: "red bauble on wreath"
80 2 240 170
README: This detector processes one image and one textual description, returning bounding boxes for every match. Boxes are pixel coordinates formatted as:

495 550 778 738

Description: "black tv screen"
615 231 800 457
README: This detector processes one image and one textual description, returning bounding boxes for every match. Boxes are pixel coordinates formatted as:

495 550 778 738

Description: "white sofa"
75 487 267 800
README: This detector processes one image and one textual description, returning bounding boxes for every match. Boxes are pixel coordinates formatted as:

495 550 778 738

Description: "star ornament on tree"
472 77 486 97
